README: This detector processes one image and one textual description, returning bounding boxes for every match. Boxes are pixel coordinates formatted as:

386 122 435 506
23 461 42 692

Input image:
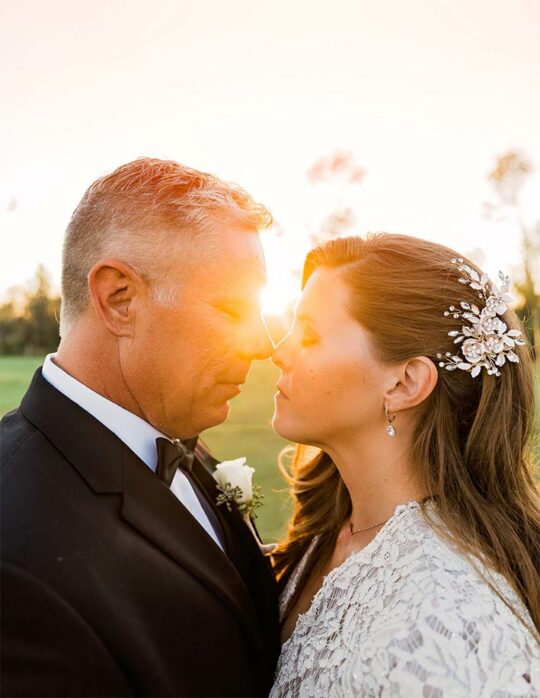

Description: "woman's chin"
272 412 302 443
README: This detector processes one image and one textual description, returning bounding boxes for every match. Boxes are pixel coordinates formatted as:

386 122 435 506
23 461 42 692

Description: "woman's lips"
276 384 289 399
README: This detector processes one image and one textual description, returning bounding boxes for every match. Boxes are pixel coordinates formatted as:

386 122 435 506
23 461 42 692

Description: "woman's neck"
324 427 428 532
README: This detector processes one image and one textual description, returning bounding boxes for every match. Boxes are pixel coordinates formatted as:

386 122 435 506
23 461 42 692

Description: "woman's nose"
271 336 290 370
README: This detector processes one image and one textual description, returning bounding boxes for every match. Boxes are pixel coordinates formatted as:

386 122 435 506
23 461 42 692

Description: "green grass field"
0 356 45 416
2 356 539 543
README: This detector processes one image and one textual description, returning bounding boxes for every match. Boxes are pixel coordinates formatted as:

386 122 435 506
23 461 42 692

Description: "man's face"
121 226 272 438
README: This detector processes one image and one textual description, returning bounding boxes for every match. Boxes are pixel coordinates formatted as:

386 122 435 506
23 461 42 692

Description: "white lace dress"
270 500 540 697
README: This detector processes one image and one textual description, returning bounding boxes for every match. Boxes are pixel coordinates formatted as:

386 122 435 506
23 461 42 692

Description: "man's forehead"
187 227 267 291
209 256 267 287
214 225 265 260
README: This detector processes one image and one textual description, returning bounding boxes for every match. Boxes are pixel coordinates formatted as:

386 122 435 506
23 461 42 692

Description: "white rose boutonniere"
213 457 275 556
214 458 257 510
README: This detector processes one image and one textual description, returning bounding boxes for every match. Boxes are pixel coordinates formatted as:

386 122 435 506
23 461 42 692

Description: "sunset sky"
1 0 539 313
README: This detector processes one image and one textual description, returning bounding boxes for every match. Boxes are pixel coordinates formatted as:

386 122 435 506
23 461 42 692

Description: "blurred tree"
484 151 540 366
0 266 60 355
306 150 365 246
0 301 27 355
24 265 61 354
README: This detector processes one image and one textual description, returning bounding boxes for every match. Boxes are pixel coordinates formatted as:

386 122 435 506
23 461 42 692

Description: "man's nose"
240 317 274 361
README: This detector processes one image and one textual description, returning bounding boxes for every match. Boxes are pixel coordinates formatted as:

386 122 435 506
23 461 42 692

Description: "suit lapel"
193 459 277 590
120 449 262 649
193 454 282 680
20 370 262 652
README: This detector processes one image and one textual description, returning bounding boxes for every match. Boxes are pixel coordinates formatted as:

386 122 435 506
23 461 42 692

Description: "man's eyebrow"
218 297 259 310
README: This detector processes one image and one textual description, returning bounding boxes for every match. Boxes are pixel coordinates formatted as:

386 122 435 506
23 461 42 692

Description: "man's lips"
223 375 248 387
219 383 243 398
221 379 247 394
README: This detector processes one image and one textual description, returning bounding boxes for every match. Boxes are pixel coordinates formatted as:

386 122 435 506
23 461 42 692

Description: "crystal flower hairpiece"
436 258 526 378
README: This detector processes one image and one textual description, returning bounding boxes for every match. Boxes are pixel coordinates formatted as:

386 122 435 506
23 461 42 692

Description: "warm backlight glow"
260 278 299 318
260 233 304 318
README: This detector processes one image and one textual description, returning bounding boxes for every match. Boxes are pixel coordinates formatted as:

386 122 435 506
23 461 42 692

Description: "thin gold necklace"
349 497 433 536
349 517 390 535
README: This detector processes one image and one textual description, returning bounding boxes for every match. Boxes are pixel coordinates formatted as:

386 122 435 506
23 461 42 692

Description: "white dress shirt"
42 354 224 551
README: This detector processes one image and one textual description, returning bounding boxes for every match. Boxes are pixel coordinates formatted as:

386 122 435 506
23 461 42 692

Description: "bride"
269 233 540 696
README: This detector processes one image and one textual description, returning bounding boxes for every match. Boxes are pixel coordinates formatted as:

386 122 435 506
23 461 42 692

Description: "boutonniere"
213 457 275 557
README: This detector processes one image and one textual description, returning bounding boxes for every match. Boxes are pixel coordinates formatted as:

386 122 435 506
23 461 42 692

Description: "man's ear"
88 259 144 337
383 356 439 413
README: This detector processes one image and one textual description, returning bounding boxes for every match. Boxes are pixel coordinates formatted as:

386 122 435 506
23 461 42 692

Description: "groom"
1 158 280 697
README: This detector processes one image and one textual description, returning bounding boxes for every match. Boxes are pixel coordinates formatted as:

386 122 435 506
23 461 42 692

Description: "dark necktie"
155 437 197 487
155 437 226 550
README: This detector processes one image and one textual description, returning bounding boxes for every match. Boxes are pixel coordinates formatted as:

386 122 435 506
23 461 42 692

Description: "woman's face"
272 266 391 448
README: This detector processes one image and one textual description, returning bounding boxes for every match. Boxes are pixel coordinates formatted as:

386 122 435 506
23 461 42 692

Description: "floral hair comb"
436 259 526 378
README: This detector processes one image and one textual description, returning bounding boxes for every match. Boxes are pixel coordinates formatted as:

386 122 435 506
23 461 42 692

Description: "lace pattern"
271 501 540 697
279 535 321 622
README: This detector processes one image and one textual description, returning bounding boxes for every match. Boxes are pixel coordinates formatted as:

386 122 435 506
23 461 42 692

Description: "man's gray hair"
60 157 272 336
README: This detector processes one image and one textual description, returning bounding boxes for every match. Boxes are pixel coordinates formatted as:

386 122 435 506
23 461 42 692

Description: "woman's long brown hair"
272 233 540 638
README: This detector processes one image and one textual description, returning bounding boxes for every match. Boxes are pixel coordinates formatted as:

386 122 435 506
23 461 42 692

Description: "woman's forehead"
298 268 351 321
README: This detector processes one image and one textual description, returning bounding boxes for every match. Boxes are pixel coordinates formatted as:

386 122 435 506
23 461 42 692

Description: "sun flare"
259 232 304 318
260 279 298 318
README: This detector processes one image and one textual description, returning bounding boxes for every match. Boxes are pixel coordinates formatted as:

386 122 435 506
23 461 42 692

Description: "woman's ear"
384 356 439 412
88 259 144 337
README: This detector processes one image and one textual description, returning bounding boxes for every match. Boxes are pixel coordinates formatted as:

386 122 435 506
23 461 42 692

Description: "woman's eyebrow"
296 312 317 327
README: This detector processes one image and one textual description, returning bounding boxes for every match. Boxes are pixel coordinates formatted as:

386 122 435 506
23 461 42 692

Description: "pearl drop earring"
385 405 396 437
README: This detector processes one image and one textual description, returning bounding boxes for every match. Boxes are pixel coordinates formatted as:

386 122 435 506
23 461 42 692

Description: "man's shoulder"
0 407 39 469
0 404 86 527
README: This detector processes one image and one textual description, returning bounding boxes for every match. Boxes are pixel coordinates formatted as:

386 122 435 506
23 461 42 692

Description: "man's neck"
56 333 145 419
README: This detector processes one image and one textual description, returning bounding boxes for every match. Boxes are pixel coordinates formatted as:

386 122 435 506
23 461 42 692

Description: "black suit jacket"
1 369 280 697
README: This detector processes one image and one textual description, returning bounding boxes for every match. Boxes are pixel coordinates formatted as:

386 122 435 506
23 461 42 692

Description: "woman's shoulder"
338 500 539 651
365 503 540 694
385 502 535 628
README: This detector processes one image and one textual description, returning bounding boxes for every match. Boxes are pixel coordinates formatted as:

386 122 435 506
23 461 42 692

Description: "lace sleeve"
377 611 540 697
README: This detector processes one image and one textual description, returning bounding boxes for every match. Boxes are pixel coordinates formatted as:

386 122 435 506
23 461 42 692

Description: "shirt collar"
42 353 167 471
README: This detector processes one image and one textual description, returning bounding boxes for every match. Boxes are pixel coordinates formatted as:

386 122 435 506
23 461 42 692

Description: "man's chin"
195 401 231 434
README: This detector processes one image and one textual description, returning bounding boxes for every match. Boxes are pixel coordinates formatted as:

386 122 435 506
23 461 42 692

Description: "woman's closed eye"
300 327 319 347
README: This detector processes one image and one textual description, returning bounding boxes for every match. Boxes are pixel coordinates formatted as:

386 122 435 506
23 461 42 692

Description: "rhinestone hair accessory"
436 258 526 378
